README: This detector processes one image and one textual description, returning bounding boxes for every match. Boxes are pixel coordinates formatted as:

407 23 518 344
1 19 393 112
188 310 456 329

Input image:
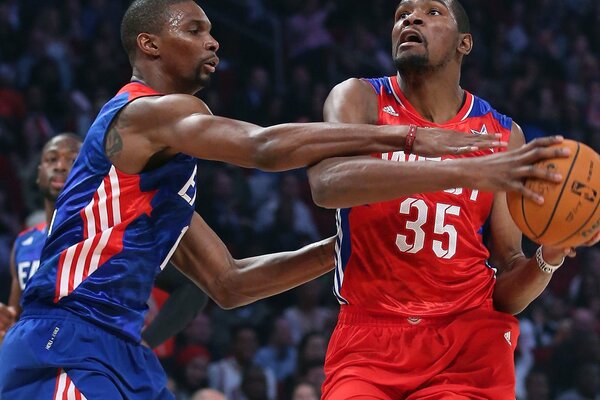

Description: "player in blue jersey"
0 133 205 350
0 133 82 342
0 1 572 399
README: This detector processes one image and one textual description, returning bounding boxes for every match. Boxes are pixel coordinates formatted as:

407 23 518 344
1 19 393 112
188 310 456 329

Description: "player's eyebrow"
187 18 212 30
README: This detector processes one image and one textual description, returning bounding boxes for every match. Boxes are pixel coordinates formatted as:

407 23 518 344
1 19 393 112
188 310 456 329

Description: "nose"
402 12 424 27
205 35 219 52
55 157 69 172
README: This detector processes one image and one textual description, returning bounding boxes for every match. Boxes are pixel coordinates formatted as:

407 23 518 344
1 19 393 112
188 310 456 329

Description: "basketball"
507 139 600 248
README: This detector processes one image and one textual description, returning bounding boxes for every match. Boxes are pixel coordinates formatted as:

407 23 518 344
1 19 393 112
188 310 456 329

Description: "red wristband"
405 124 417 154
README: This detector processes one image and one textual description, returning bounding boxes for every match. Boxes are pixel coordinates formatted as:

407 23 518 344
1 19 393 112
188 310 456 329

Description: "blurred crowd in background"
0 0 599 399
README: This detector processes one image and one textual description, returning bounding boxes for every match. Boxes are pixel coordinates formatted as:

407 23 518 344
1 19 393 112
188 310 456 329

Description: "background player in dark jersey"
0 133 81 341
0 133 207 349
307 0 600 399
0 1 573 399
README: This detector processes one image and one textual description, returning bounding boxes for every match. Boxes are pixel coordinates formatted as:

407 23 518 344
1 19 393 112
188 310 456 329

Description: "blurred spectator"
283 280 333 344
208 325 277 400
190 388 226 400
175 345 212 399
291 382 319 400
254 316 297 383
255 173 320 252
238 365 270 400
556 363 600 400
521 369 551 400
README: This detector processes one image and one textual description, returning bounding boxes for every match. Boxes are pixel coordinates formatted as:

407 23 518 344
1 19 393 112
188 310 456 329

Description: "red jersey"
333 76 513 317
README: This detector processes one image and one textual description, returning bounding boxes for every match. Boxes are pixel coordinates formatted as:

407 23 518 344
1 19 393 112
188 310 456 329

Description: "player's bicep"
170 212 236 304
508 122 526 150
170 113 263 168
324 78 378 124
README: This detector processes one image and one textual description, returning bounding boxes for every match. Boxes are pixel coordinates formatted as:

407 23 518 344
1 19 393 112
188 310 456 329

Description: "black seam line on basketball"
553 186 600 247
522 188 534 238
528 143 580 239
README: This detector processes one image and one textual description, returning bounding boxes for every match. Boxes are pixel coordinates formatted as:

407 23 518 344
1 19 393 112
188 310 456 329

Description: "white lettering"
178 165 198 206
17 262 29 289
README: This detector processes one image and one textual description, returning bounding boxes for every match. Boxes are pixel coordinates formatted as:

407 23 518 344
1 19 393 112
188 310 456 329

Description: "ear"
137 33 160 57
457 33 473 56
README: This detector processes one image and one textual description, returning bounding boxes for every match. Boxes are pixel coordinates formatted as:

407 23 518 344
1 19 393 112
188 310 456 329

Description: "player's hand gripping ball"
507 139 600 247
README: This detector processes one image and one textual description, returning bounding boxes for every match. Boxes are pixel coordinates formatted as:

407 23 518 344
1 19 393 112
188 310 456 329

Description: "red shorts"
322 301 519 400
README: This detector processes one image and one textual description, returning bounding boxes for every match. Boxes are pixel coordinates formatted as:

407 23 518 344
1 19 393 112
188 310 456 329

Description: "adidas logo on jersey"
383 106 399 117
504 331 512 346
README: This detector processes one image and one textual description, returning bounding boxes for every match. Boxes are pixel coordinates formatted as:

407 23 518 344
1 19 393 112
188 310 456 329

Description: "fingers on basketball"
506 139 600 248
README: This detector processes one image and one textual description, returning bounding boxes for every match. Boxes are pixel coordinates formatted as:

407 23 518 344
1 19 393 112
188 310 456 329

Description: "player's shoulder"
123 93 211 122
325 78 380 124
468 93 512 131
329 77 378 99
17 222 47 239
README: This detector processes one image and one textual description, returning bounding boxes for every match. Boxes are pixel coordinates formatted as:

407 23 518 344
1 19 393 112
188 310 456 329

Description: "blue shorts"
0 305 174 400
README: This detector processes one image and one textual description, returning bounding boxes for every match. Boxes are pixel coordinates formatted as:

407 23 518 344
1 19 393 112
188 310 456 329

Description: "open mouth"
50 179 66 190
399 30 424 47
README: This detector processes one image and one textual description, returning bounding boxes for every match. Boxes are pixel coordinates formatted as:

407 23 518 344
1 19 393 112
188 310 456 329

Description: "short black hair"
42 132 82 153
120 0 192 59
450 0 470 33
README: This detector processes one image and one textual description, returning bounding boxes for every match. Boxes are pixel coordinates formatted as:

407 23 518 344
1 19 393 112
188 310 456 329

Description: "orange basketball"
506 139 600 248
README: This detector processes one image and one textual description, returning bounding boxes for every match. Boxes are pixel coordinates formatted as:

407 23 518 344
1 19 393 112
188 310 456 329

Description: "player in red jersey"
307 1 600 399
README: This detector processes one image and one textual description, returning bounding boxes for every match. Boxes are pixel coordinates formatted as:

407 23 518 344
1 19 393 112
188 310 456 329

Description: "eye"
429 8 441 15
189 29 199 35
398 11 410 20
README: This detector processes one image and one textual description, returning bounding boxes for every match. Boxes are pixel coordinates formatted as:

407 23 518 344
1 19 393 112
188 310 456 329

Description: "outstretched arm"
170 213 335 309
308 80 568 207
107 80 504 175
490 124 600 314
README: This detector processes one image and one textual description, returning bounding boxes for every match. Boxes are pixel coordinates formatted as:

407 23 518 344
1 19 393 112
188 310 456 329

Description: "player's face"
392 0 459 73
37 136 81 201
159 2 220 93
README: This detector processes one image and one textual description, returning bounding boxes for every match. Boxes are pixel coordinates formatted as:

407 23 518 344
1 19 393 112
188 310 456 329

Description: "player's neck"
397 71 464 124
131 66 201 96
45 199 55 225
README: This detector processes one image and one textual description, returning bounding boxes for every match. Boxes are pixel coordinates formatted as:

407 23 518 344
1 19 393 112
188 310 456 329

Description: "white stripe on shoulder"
387 77 405 108
460 93 475 121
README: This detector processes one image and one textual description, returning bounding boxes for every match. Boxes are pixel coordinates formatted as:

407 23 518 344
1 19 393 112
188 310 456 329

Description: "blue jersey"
13 222 47 291
22 82 198 342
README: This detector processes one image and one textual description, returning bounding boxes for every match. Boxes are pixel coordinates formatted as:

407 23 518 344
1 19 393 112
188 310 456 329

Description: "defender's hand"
412 127 507 157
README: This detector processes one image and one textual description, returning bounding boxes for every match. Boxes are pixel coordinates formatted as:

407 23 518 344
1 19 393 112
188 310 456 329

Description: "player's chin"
196 73 212 89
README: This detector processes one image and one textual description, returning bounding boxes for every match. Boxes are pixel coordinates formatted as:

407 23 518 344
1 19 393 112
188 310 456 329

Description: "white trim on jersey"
109 167 122 225
333 209 349 305
460 93 475 121
56 166 122 301
388 76 406 108
159 226 189 270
